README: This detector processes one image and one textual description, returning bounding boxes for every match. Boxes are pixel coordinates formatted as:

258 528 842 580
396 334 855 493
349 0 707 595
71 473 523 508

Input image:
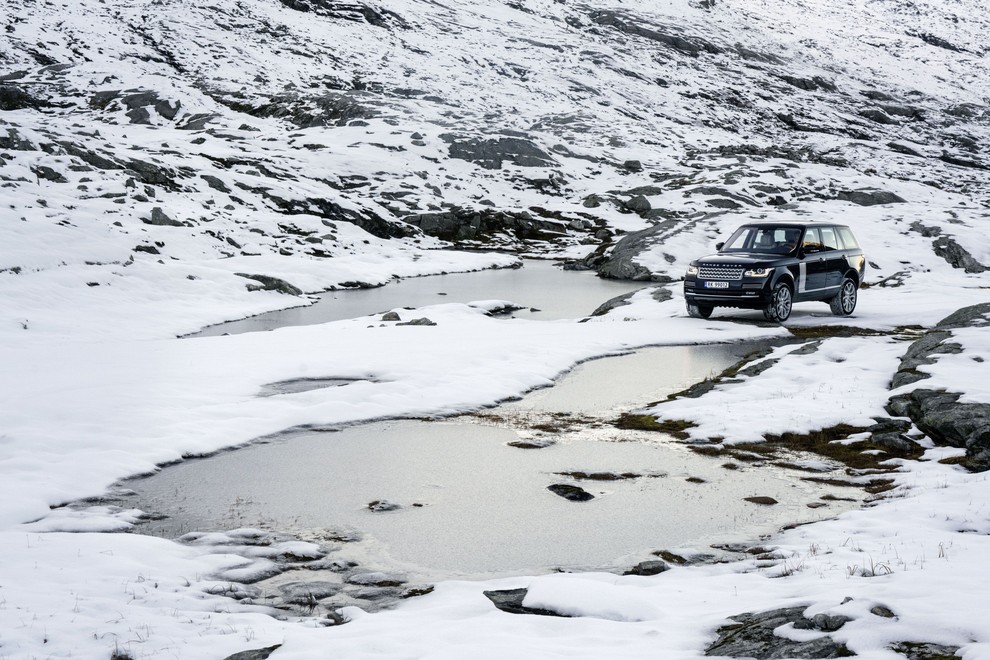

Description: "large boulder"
887 303 990 471
596 224 672 281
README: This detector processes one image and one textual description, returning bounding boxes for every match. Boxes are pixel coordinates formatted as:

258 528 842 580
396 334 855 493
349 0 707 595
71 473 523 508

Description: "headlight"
744 267 771 278
686 264 699 276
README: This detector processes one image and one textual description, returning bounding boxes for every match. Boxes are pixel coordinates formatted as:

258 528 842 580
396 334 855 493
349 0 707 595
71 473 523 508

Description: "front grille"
698 264 743 281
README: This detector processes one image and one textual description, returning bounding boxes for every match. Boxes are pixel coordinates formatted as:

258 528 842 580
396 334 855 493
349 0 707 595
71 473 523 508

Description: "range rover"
683 222 866 322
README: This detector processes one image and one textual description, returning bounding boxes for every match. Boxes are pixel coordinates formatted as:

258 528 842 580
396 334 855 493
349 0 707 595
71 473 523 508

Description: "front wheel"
763 282 793 322
829 277 858 315
686 302 713 319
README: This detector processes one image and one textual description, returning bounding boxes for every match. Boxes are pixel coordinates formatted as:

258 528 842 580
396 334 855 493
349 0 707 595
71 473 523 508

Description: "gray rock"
347 572 406 587
403 208 565 243
144 207 184 226
278 581 341 604
547 483 594 501
625 195 652 213
623 560 671 576
932 236 988 273
589 10 722 56
483 588 570 617
706 606 852 658
200 174 231 193
837 189 906 205
442 135 556 170
623 159 643 172
591 286 670 316
381 311 401 322
367 499 402 512
235 273 304 295
31 165 68 183
221 645 282 660
889 641 961 659
0 128 34 151
597 224 676 281
887 303 990 471
396 317 436 326
860 108 896 124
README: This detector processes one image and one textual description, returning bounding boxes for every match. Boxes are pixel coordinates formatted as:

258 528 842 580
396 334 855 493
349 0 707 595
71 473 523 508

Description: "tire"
686 302 713 319
829 277 858 316
762 282 793 322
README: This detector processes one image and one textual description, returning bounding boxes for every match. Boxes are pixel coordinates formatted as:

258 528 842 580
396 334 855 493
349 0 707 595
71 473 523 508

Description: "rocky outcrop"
887 303 990 471
931 236 987 273
591 286 671 316
441 135 556 170
705 606 852 658
235 273 304 295
404 207 566 243
596 224 672 281
836 189 906 205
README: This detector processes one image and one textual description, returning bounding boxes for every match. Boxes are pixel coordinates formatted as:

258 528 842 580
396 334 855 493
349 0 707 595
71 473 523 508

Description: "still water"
193 259 649 337
120 343 857 583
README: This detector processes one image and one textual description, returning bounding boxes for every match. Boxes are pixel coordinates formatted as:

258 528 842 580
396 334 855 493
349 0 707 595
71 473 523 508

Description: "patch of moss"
763 424 922 471
615 414 696 440
787 326 884 339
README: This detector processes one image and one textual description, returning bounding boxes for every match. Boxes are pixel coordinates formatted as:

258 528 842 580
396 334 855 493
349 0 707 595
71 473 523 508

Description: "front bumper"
683 277 771 309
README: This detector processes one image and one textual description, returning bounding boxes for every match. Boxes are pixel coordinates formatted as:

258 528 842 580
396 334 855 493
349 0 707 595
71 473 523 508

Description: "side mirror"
715 242 724 251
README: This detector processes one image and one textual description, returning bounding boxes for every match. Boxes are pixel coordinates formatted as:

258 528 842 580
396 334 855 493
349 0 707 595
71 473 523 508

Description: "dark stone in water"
547 483 594 501
744 496 778 505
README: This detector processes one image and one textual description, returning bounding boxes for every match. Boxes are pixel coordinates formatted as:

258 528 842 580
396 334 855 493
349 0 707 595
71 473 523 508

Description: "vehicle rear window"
802 227 822 251
820 226 839 251
837 227 859 249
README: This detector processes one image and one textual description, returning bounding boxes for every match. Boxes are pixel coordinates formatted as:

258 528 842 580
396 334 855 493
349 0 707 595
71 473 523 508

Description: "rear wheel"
686 302 713 319
763 282 792 322
829 277 858 315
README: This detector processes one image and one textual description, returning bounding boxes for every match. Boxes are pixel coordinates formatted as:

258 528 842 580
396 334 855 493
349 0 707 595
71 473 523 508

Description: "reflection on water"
193 260 649 337
119 343 858 582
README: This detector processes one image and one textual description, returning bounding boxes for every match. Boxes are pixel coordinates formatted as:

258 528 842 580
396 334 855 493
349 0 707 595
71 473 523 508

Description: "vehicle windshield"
720 226 802 254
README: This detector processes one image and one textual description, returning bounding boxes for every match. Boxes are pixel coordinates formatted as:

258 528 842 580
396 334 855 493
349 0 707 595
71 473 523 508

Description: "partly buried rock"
221 645 282 660
932 235 988 273
235 273 304 296
367 499 402 512
144 206 184 226
396 317 436 326
623 559 670 576
547 483 594 502
483 588 569 617
591 286 672 316
887 303 990 471
706 606 852 658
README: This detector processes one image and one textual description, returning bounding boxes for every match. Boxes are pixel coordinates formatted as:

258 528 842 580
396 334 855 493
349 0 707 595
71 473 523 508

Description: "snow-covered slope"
2 0 990 658
3 0 989 341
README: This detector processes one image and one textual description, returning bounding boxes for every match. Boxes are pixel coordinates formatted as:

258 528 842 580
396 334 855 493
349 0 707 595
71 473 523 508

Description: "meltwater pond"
119 342 861 586
193 259 648 337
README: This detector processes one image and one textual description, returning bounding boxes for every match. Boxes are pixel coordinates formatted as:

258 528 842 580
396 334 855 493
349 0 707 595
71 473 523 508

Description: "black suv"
683 222 866 322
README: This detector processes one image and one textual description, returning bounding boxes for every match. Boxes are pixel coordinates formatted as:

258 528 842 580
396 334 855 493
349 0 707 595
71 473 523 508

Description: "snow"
2 0 990 657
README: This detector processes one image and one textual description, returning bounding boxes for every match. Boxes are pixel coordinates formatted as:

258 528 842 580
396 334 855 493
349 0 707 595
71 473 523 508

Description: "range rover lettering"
683 222 866 322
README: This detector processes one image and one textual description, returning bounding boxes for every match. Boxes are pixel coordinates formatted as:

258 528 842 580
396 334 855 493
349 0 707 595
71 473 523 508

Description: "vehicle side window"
819 227 839 251
837 227 859 249
802 227 823 252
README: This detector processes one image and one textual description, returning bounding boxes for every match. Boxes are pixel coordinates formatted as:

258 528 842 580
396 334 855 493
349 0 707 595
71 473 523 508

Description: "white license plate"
704 281 730 289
